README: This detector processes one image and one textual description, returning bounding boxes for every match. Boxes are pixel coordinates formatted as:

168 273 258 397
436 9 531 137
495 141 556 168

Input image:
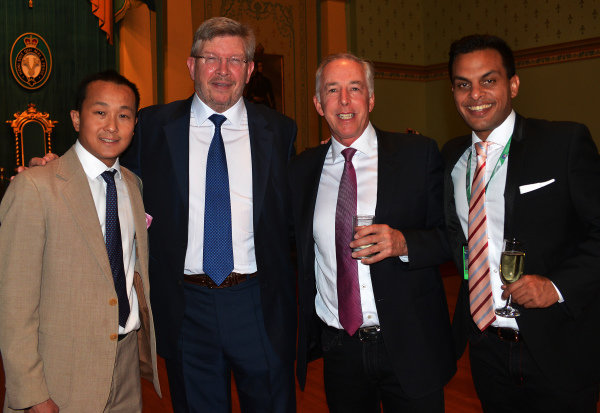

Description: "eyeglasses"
193 55 248 69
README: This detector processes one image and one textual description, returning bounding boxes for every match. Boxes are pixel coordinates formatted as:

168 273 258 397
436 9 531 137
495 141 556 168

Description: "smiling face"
314 58 375 146
187 35 254 113
70 80 137 167
451 48 520 141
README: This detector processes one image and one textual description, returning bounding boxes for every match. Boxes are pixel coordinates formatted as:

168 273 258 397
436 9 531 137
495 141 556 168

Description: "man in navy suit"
289 53 455 413
443 34 600 412
121 17 297 413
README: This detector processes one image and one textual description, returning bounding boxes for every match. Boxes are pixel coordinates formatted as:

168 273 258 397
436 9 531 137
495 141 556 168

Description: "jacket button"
109 298 118 306
110 333 118 341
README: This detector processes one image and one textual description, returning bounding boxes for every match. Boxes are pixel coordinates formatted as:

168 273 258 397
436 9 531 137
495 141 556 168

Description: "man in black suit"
443 34 600 413
289 53 455 413
121 17 297 413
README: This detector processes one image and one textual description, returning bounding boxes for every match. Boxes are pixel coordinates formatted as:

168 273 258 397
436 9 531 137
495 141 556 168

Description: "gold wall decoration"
6 103 57 168
10 33 53 90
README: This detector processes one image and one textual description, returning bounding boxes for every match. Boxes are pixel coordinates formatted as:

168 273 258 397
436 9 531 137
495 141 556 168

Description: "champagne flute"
495 238 525 318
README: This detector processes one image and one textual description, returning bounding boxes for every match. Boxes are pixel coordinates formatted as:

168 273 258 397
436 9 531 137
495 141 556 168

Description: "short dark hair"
448 34 516 81
74 70 140 113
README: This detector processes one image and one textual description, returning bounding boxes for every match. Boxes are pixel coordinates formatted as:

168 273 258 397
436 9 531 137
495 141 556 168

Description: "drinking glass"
352 215 375 259
495 238 525 318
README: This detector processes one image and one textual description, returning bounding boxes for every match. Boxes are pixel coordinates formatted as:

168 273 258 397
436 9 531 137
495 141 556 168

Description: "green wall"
1 1 115 173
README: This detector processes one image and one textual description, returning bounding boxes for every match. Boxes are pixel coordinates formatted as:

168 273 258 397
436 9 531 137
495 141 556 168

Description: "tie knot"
475 141 489 158
101 169 117 184
209 114 227 128
341 147 357 162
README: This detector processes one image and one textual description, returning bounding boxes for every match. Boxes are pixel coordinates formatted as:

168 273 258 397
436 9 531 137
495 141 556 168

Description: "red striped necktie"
468 141 496 331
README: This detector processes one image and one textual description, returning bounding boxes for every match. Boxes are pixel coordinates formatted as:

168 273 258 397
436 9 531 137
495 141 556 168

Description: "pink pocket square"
145 213 153 229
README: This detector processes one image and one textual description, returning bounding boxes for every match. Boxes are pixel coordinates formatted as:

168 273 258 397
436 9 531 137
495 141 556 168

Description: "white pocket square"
519 179 555 194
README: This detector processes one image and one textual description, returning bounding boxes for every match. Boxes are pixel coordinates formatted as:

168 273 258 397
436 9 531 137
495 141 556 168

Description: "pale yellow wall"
165 0 195 102
370 78 427 133
353 0 600 65
353 0 425 64
348 0 600 148
514 58 600 148
321 0 349 55
119 4 156 109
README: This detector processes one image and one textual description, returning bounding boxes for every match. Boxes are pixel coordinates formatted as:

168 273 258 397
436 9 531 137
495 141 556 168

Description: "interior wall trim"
374 37 600 82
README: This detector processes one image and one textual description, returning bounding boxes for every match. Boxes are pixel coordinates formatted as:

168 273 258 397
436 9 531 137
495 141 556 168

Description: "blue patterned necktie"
101 170 130 328
335 147 362 335
203 114 234 285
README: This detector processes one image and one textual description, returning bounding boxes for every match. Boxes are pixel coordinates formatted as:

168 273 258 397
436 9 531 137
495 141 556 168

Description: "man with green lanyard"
443 34 600 413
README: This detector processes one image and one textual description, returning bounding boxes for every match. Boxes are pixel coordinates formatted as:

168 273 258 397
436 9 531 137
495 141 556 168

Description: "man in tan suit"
0 71 160 412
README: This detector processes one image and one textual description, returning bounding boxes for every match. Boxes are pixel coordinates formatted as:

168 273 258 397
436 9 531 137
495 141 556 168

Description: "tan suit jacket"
0 146 161 412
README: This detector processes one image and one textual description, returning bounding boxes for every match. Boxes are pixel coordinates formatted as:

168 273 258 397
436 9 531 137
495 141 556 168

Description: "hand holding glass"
495 238 525 318
352 215 375 259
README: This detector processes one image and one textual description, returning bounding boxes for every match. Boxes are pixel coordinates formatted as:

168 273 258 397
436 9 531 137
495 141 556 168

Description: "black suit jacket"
121 97 298 364
443 114 600 389
289 128 456 398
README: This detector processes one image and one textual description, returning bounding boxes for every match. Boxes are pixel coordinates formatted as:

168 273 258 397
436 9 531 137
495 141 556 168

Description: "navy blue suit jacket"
289 129 456 397
121 97 298 364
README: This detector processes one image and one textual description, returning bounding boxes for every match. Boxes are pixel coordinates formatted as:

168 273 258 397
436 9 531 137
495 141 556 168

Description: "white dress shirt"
313 123 380 329
452 111 563 330
185 95 256 274
75 141 140 334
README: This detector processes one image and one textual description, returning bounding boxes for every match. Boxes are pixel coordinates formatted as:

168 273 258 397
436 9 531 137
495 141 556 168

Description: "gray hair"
190 17 256 61
315 53 374 102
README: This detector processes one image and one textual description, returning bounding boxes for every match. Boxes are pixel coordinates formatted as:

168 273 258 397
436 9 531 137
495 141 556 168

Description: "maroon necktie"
335 147 362 335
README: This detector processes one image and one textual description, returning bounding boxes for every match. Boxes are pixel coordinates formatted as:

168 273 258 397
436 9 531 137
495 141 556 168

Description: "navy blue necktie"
203 114 234 285
101 170 130 328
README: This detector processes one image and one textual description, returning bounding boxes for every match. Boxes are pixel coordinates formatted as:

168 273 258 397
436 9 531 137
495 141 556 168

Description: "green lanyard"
465 136 512 202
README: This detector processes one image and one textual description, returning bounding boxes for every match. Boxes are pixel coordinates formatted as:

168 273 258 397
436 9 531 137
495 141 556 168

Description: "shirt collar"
330 122 377 161
471 110 515 148
74 140 122 180
190 93 246 127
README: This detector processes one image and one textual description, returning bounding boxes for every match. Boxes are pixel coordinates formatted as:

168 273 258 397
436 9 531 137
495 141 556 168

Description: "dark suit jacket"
289 128 456 398
121 97 298 364
442 114 600 389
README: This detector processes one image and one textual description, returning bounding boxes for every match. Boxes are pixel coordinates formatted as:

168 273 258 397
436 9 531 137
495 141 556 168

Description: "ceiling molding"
373 37 600 82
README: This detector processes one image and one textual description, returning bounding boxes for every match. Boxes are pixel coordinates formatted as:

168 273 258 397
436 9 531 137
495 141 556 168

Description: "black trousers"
469 324 599 413
320 323 444 413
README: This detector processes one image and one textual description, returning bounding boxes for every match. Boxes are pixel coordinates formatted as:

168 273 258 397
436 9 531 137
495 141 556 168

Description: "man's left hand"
349 224 407 265
501 274 559 308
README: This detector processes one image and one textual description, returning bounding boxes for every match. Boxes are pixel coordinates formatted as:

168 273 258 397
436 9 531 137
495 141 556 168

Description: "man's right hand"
13 153 59 179
26 398 59 412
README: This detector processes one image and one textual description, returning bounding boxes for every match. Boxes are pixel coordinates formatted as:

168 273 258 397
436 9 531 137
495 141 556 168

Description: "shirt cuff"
399 255 409 262
551 281 564 303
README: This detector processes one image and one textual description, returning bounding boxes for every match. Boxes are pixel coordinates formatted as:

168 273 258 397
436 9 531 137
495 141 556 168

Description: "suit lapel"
57 147 113 284
246 100 274 229
374 129 402 220
445 135 471 251
122 168 149 279
504 114 527 239
301 143 330 270
165 96 193 208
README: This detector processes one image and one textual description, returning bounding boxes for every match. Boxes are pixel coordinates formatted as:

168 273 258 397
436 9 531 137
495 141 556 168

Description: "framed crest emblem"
10 33 52 90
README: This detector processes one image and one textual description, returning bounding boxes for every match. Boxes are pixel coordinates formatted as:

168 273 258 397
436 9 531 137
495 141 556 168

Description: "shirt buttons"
110 333 118 341
109 298 118 306
361 284 366 289
367 315 372 319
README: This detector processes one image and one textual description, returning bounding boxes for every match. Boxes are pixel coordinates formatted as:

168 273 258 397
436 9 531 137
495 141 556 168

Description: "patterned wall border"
374 37 600 82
